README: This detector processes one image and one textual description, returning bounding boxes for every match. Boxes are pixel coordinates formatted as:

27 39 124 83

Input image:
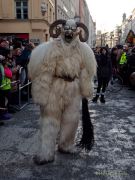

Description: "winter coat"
16 48 31 68
0 66 12 90
111 53 117 69
127 53 135 74
0 47 10 57
96 54 112 81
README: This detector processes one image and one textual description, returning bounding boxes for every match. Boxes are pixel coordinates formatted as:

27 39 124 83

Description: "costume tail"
78 98 94 151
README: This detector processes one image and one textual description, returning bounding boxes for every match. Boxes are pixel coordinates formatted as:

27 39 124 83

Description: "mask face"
62 19 77 43
49 19 89 43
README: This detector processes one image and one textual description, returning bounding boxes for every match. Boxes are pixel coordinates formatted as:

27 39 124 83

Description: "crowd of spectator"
94 44 135 85
0 37 135 124
0 38 34 125
92 47 112 103
92 44 135 103
110 44 135 86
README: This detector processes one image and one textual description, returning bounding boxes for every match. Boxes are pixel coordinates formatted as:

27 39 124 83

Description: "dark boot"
0 122 4 126
92 95 99 103
100 95 105 103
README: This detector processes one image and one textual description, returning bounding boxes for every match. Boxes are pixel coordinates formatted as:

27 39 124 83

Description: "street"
0 87 135 180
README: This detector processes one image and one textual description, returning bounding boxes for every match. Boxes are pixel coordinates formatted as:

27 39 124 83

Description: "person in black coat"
111 47 118 69
127 47 135 86
0 40 10 58
92 47 112 103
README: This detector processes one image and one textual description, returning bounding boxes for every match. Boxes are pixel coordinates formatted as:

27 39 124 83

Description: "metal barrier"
13 67 31 110
0 67 31 110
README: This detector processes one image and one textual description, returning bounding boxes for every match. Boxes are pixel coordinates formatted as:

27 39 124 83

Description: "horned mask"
49 18 89 43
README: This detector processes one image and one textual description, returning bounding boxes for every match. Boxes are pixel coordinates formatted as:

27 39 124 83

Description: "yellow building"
0 0 55 44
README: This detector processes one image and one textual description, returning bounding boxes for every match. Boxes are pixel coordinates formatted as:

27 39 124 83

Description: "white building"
132 8 135 31
56 0 96 47
96 30 102 47
120 9 135 45
88 15 96 47
57 0 79 19
82 0 96 47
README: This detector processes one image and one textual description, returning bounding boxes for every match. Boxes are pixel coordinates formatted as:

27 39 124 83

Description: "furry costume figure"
28 18 96 165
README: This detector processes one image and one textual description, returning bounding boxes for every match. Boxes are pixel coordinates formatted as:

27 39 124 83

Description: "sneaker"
0 113 13 120
0 122 5 126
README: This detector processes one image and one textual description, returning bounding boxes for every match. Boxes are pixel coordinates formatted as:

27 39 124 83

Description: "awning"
15 33 29 39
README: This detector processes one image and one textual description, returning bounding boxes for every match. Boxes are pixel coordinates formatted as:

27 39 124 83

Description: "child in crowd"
0 57 13 120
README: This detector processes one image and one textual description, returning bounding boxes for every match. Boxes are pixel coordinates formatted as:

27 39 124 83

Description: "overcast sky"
86 0 135 32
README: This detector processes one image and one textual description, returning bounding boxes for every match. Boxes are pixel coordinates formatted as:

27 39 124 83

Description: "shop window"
15 0 28 19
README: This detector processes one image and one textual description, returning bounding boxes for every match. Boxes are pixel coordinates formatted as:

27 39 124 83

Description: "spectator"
95 47 101 61
116 44 123 63
92 47 112 103
0 58 13 120
0 37 34 114
15 44 32 68
0 39 10 58
0 55 5 86
13 41 22 50
127 46 135 86
111 47 118 69
118 45 129 84
0 55 6 122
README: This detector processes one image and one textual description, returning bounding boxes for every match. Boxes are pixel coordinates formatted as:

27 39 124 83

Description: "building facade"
0 0 55 44
120 9 135 45
96 30 102 47
56 0 96 47
0 0 96 46
79 0 96 47
57 0 79 20
88 15 96 47
96 8 135 48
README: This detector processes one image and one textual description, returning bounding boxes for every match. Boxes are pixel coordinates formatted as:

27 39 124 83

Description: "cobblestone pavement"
0 87 135 180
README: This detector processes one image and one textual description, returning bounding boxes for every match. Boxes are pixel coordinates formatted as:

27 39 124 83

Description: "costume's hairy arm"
28 42 56 105
79 43 97 98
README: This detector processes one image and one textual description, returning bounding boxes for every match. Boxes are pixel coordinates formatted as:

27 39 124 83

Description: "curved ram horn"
49 19 66 38
76 22 89 42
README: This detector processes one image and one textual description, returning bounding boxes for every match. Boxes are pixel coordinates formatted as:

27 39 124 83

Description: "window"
45 34 48 42
53 12 55 21
15 0 28 19
50 8 52 22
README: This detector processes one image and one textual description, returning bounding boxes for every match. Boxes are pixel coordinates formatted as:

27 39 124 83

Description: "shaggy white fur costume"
29 32 96 163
